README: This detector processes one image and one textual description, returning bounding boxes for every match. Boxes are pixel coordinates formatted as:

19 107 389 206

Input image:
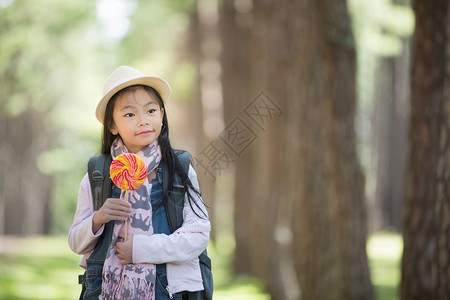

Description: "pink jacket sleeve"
68 174 105 259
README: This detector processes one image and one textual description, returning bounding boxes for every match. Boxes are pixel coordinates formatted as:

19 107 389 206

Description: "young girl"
68 66 211 300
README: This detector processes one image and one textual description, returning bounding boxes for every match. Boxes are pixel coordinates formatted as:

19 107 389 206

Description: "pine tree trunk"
2 111 53 235
220 0 374 298
401 1 450 299
373 53 408 232
219 0 257 276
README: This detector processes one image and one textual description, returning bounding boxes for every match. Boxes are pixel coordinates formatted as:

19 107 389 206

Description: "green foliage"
0 0 97 115
0 0 108 235
349 0 414 206
0 0 202 235
114 0 198 102
50 0 200 233
348 0 414 56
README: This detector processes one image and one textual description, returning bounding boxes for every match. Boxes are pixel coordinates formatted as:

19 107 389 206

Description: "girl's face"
110 87 164 153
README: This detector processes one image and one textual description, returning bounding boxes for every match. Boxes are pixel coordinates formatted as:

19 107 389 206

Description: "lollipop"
110 153 148 240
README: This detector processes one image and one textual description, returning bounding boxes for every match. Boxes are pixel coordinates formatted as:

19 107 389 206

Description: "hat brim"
96 76 170 124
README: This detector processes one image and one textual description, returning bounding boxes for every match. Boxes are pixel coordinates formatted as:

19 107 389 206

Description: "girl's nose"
139 120 150 126
138 115 150 126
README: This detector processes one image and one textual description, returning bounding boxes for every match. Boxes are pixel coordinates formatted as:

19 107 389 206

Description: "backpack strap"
80 154 114 296
163 150 191 232
88 154 113 211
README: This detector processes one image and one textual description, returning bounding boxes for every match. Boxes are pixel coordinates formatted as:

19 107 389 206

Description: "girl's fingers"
106 204 131 214
99 198 132 222
100 207 131 222
106 198 132 210
106 210 129 219
107 208 131 218
104 199 131 211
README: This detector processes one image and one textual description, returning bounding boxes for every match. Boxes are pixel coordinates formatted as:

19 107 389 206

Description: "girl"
69 66 211 300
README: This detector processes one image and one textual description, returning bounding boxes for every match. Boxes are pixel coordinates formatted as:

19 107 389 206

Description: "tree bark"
373 52 409 232
219 0 374 299
401 1 450 299
1 110 53 235
219 0 255 275
186 2 219 242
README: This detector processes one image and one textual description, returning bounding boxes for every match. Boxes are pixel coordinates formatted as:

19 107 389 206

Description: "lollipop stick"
124 189 129 241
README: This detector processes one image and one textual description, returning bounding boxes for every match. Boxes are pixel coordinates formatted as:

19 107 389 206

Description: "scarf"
100 137 162 300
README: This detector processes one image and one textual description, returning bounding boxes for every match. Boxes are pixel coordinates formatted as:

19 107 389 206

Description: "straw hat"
96 66 171 124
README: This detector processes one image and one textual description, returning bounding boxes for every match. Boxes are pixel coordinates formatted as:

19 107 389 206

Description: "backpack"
79 151 213 300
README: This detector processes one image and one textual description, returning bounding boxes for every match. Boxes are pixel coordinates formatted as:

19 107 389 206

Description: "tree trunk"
1 110 53 235
219 0 374 299
219 0 255 275
186 2 219 242
288 2 373 297
373 52 409 232
401 1 450 299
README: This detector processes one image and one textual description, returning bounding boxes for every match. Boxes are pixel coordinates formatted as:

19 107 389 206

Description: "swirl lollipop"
110 153 148 240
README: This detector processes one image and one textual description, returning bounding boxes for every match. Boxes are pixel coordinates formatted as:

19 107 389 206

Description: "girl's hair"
101 85 207 218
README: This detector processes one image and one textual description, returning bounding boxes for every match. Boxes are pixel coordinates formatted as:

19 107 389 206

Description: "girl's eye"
124 113 135 117
148 109 156 114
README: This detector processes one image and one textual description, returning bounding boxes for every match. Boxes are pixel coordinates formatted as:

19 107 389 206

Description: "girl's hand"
116 233 133 264
92 198 131 233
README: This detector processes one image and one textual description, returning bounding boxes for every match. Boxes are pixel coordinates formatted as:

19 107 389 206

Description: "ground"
0 232 401 299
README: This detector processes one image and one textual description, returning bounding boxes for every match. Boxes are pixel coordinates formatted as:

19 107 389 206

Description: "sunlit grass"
0 236 81 300
367 231 403 300
207 235 270 300
0 235 269 299
0 232 401 299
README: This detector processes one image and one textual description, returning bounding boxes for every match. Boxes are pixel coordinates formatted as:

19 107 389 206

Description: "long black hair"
101 85 207 218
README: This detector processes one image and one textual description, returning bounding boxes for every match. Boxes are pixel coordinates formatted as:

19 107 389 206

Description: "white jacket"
68 165 211 294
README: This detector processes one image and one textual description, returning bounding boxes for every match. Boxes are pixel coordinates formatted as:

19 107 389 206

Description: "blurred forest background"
0 0 449 299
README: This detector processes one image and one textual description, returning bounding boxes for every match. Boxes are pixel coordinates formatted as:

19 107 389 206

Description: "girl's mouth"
136 130 153 136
